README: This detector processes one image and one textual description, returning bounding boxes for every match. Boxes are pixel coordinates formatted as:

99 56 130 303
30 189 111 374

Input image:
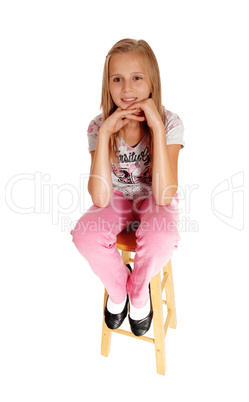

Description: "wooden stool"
100 227 177 375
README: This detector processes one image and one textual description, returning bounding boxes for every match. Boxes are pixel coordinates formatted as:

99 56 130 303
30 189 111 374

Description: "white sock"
107 296 127 314
129 296 151 320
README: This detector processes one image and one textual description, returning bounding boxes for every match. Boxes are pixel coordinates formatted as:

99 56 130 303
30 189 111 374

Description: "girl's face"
109 52 152 109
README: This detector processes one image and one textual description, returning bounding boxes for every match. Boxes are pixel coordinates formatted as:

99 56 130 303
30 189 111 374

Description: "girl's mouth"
121 97 137 104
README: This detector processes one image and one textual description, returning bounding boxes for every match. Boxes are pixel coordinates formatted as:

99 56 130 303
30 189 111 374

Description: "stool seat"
116 227 137 252
101 227 177 375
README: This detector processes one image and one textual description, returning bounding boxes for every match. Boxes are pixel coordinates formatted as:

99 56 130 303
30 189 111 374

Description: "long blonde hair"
100 38 164 166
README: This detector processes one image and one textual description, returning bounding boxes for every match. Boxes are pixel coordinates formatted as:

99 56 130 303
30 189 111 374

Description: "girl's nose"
122 80 133 92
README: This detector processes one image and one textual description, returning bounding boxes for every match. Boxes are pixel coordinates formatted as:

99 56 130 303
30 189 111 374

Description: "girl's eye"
134 76 142 81
113 77 121 82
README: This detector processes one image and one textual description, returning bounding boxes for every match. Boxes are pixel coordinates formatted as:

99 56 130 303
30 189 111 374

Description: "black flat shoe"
128 308 153 337
104 295 129 330
104 264 131 330
128 289 153 337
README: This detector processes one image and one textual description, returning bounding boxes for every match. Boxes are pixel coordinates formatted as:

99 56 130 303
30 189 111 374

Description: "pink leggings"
71 190 181 308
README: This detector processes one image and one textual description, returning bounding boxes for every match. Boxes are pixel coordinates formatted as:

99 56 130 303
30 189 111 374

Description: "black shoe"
104 264 131 330
128 310 153 337
104 295 129 330
128 295 153 337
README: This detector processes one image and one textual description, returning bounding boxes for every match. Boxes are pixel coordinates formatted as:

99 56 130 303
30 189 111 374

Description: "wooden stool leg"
163 260 177 329
121 250 131 264
150 272 166 375
100 289 112 357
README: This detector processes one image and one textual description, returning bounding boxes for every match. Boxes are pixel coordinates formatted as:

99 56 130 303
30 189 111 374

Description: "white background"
1 0 248 400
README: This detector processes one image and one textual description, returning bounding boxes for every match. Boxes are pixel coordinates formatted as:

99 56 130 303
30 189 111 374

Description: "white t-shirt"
87 106 185 201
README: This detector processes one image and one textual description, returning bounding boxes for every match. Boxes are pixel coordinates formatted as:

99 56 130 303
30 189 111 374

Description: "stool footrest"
111 307 173 343
113 328 155 344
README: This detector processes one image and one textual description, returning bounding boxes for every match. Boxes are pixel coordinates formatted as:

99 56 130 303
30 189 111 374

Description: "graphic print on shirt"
111 139 152 186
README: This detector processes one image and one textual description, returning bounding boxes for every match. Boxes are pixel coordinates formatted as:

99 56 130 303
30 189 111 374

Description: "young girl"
71 38 185 336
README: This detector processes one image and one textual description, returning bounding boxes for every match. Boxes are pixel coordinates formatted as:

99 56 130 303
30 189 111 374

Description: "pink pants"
71 190 181 308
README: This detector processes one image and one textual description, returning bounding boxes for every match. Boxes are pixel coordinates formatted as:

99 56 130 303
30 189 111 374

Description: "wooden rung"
161 272 169 292
129 258 134 262
162 300 167 305
164 309 173 337
113 328 155 344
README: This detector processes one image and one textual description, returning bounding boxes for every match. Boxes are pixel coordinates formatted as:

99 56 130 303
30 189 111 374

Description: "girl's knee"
71 217 96 251
137 222 180 250
166 230 181 249
71 215 117 254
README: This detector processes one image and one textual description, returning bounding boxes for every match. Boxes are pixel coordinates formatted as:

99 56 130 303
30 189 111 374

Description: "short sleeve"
163 108 185 149
87 114 103 152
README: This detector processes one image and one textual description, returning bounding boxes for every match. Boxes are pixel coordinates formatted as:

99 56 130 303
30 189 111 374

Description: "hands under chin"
126 98 163 131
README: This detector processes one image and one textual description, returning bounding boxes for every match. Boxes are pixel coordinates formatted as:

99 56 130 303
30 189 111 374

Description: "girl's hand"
127 98 164 133
99 107 146 137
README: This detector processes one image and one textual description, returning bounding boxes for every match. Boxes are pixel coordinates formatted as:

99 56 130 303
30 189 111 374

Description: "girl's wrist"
98 127 112 140
151 122 165 137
